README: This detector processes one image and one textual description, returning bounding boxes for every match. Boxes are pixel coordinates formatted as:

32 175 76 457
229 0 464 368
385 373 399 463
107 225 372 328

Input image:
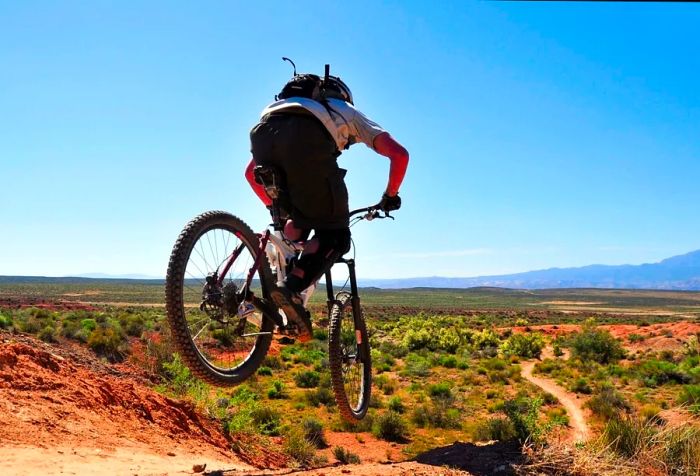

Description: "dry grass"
516 412 700 476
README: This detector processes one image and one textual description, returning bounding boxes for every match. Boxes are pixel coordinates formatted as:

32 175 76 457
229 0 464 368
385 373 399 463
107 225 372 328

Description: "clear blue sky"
1 1 699 279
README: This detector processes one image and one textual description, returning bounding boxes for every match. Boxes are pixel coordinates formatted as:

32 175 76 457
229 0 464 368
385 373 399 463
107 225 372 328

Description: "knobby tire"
328 291 372 422
165 211 274 386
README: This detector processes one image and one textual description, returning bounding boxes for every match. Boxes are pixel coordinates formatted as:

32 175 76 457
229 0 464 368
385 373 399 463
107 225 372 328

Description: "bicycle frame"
216 205 383 330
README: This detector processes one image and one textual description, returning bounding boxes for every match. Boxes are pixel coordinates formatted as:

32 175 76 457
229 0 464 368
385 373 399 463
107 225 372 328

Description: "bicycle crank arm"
250 295 286 329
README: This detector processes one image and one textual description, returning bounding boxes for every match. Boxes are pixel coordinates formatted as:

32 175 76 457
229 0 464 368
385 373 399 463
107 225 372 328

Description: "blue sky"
1 1 699 279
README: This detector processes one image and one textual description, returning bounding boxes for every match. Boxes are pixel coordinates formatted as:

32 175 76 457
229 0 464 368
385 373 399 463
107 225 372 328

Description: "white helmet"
323 75 353 105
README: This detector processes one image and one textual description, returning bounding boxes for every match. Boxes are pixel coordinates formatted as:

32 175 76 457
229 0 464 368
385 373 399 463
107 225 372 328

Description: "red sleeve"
245 159 273 206
372 132 409 196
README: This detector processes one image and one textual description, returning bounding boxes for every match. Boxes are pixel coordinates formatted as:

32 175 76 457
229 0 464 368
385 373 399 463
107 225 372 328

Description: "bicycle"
164 182 393 421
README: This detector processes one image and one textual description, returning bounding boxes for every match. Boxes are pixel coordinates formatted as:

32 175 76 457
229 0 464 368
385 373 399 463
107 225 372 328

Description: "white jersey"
261 97 385 151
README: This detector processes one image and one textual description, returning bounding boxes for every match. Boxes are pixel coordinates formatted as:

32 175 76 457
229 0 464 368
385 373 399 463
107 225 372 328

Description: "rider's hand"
379 193 401 212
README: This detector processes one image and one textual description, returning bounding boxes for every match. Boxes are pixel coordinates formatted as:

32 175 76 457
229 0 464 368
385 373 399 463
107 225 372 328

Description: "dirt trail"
520 348 589 443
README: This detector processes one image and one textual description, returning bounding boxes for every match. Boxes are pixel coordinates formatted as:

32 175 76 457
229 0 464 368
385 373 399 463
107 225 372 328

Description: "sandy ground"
520 349 590 443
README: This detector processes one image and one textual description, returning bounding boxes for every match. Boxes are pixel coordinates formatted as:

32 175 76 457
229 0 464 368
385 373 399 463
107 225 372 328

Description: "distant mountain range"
359 249 700 290
3 249 700 291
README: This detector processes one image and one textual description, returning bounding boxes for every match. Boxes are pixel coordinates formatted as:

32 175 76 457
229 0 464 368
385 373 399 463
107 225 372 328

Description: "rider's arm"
372 132 409 196
244 158 273 206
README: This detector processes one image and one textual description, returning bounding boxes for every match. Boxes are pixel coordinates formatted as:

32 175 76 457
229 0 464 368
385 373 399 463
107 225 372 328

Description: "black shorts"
250 112 349 229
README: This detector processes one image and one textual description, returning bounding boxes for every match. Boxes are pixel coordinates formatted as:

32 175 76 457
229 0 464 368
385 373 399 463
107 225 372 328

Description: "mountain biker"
245 68 409 341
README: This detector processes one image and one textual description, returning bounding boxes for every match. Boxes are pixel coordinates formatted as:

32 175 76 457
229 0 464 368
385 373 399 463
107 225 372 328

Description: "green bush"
679 385 700 413
306 386 335 407
585 385 630 419
570 377 593 394
0 313 12 329
285 430 316 466
257 366 273 376
251 405 281 436
267 380 287 399
428 382 452 402
294 370 321 388
372 411 408 442
503 397 546 443
387 396 405 414
333 446 361 464
437 354 457 368
38 325 56 343
87 325 127 362
400 353 431 377
637 360 690 387
500 332 545 359
569 322 624 364
159 353 208 398
302 417 327 448
474 417 516 442
313 328 327 341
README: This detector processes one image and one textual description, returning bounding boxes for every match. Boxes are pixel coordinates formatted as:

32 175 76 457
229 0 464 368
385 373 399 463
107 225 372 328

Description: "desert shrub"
262 354 284 370
569 322 624 364
87 325 127 362
571 377 593 394
628 333 646 343
333 446 361 464
251 405 281 436
437 354 457 368
312 328 327 341
411 403 461 429
372 411 408 442
472 328 501 353
400 353 431 377
503 397 546 443
500 332 545 359
38 325 57 342
387 396 405 413
685 335 700 357
436 327 461 353
158 353 206 398
144 331 174 377
403 328 433 350
301 417 327 448
306 386 335 407
294 370 321 388
0 313 12 329
267 380 287 399
285 430 316 466
552 343 563 357
474 417 516 442
257 366 273 376
122 313 146 337
603 415 656 458
640 404 663 423
585 385 630 419
679 385 700 413
428 382 453 402
637 360 690 387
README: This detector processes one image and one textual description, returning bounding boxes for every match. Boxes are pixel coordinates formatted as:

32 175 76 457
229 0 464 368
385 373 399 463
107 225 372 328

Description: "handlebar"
348 204 395 222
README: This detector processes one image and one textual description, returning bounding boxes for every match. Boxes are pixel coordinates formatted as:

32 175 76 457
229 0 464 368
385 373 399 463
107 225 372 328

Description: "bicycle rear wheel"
165 211 274 386
328 291 371 421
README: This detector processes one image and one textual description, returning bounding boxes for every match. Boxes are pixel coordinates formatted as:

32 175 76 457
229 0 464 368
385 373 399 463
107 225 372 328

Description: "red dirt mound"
0 331 268 474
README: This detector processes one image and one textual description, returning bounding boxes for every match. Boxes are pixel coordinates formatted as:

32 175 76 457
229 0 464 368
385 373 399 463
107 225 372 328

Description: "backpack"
276 74 323 102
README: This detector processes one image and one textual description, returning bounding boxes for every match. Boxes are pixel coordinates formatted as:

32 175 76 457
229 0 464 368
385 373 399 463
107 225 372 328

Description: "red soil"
511 322 700 351
0 331 284 474
0 296 98 311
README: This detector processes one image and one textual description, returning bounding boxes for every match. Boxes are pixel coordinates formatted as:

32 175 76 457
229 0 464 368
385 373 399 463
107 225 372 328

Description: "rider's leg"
285 228 351 294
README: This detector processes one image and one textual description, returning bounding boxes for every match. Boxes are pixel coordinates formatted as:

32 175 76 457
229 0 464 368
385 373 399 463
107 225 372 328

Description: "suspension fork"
325 258 363 324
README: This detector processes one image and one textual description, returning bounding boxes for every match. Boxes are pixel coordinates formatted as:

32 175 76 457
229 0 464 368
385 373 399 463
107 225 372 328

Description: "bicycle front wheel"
165 211 275 386
328 291 371 421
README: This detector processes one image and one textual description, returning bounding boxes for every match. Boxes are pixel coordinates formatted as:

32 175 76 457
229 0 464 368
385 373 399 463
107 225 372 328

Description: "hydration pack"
276 73 323 102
